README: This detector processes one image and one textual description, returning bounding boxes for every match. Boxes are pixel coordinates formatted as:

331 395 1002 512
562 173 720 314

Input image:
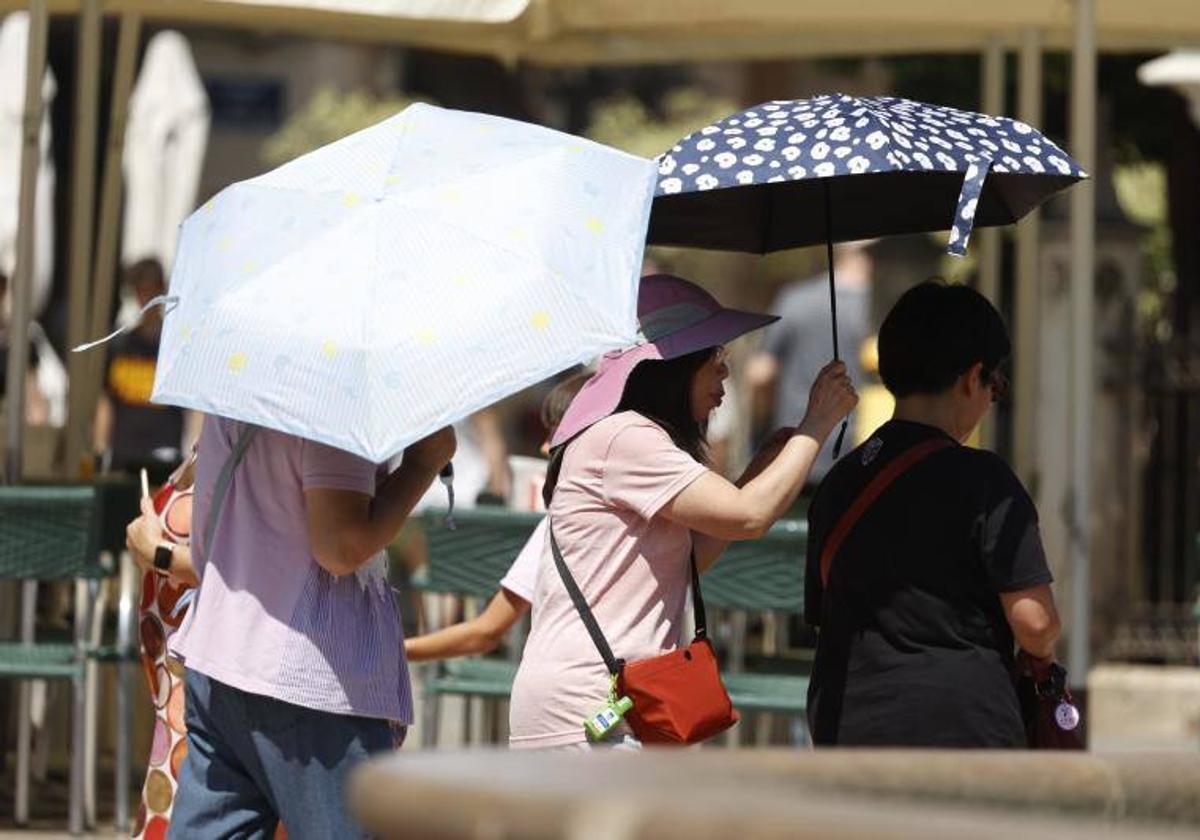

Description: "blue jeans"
169 669 403 839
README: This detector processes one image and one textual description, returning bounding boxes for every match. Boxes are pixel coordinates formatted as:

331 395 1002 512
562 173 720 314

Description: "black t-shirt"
805 419 1052 748
104 330 183 470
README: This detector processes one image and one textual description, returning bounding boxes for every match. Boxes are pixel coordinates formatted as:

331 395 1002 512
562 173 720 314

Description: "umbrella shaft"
824 181 840 362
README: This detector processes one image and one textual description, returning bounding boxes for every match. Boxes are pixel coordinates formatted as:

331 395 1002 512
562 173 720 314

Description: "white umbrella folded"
0 11 54 318
122 30 210 271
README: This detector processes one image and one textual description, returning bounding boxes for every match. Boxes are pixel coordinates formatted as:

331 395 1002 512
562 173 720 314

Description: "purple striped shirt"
171 416 413 723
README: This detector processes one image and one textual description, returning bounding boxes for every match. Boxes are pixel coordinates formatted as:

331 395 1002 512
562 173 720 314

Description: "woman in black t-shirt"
805 281 1061 748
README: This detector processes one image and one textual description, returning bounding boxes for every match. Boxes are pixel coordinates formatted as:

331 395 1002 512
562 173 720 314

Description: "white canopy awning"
3 1 1200 64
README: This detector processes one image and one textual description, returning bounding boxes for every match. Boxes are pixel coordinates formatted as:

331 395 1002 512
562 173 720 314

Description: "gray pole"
977 32 1005 306
4 1 49 485
82 12 142 423
64 0 104 480
1013 27 1043 487
1068 0 1097 688
977 32 1006 452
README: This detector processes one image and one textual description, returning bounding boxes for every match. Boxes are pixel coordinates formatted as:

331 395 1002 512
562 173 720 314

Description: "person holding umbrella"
64 99 674 824
166 419 454 838
804 281 1061 747
90 103 662 837
508 274 856 751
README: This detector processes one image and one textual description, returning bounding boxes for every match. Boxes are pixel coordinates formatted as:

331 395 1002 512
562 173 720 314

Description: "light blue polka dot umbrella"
134 104 656 463
650 93 1087 453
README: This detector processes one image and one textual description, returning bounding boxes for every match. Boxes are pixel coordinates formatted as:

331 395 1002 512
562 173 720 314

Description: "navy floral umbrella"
651 93 1087 255
650 93 1087 452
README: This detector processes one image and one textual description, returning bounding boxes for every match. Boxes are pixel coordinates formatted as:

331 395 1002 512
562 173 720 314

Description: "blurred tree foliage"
261 87 425 167
585 87 737 158
583 88 770 307
584 87 821 308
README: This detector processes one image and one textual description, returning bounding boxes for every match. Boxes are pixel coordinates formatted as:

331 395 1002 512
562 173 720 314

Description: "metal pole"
64 0 104 479
977 33 1006 452
978 33 1005 306
114 555 137 831
82 12 142 423
3 0 49 485
14 580 37 825
1013 27 1043 487
1068 0 1097 688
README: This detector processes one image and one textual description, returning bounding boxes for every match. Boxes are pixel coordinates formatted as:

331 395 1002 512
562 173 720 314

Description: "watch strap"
153 543 173 572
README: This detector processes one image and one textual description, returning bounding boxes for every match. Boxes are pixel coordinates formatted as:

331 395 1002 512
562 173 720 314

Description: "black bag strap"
548 521 707 679
202 424 258 556
818 437 954 588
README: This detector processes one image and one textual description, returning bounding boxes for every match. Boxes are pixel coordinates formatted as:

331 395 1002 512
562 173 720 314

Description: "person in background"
94 259 184 477
509 274 856 751
805 280 1060 748
745 241 874 485
405 373 589 663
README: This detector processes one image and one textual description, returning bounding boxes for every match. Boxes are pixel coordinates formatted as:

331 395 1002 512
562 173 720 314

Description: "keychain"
583 674 633 742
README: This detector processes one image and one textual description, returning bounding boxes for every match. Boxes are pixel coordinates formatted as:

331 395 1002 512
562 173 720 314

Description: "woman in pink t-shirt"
508 274 857 750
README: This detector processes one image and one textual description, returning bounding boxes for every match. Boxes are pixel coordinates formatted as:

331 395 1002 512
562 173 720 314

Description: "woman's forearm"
734 424 827 535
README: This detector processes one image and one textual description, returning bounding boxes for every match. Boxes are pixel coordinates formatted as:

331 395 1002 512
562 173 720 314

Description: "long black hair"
543 347 715 506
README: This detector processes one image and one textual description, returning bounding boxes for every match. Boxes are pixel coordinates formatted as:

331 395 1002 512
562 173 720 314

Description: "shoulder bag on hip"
549 524 738 745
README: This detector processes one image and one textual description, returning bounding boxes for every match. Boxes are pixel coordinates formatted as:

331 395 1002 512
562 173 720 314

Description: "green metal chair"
85 477 142 833
0 485 106 834
413 508 542 746
704 518 811 743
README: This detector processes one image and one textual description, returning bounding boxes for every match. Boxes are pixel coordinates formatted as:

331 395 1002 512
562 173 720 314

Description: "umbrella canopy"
122 30 210 271
151 102 656 462
650 93 1087 256
649 93 1087 457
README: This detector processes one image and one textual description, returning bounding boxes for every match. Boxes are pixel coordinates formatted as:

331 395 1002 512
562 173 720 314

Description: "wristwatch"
153 542 174 574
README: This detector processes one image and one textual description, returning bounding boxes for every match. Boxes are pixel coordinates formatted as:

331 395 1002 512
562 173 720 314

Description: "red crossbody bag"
549 525 738 745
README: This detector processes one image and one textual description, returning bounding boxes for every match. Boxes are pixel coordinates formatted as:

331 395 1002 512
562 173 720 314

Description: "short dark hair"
878 280 1010 398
